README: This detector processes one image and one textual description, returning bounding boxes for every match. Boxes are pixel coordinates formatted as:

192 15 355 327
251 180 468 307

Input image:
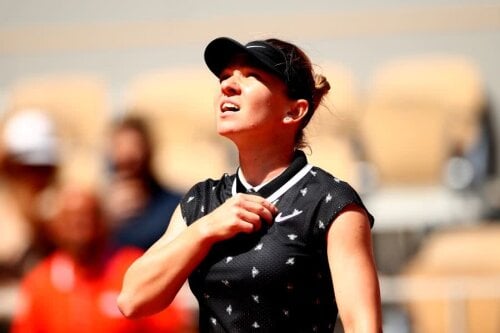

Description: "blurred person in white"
0 108 59 280
104 115 182 251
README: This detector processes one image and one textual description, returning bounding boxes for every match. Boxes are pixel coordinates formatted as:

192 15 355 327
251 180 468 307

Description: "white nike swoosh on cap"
275 209 303 223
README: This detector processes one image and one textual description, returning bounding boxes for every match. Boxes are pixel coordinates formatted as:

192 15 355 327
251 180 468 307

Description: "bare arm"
327 205 382 333
117 193 277 318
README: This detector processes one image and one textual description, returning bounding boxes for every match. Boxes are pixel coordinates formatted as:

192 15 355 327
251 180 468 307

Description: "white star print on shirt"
251 267 259 278
226 305 232 315
254 243 263 251
286 257 295 265
300 187 308 196
288 234 298 240
325 193 332 203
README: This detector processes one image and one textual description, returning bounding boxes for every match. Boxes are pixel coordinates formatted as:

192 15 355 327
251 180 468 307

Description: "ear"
283 99 309 124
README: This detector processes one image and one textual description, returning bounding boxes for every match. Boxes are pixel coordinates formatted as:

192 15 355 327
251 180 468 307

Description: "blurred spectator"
0 108 59 280
10 185 193 333
104 115 182 250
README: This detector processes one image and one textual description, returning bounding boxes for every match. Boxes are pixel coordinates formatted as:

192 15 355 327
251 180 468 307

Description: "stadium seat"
401 224 500 333
360 55 485 186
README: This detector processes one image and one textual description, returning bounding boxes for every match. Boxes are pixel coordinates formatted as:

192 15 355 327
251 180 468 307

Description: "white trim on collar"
231 164 313 202
237 167 272 192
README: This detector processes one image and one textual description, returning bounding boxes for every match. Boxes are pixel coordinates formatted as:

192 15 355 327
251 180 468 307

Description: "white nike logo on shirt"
275 209 303 223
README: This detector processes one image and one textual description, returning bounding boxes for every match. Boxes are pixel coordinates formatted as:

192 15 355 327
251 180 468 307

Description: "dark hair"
265 39 331 149
113 114 152 148
111 114 154 176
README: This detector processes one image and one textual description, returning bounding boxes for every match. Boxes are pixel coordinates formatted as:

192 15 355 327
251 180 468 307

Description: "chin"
218 127 246 146
217 131 235 142
216 123 237 136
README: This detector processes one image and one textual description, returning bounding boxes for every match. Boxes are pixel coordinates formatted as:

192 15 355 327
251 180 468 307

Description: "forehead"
220 53 288 89
221 53 272 74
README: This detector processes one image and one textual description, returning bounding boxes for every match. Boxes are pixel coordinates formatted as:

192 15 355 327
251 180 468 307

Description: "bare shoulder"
327 204 373 253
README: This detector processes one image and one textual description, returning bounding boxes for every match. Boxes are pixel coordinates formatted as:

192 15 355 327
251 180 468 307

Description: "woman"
118 37 382 332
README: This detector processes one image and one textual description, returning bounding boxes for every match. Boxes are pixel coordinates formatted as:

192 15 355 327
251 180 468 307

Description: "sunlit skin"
214 58 308 186
215 63 290 139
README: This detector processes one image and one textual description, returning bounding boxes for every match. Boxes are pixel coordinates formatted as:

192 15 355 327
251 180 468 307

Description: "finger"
236 210 263 233
242 194 278 212
239 200 276 223
236 194 278 215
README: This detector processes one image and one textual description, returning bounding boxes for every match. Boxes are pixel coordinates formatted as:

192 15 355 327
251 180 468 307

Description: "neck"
237 143 295 187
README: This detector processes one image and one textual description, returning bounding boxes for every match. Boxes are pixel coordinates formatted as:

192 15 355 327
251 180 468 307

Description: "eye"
247 72 262 80
218 68 234 83
219 73 230 83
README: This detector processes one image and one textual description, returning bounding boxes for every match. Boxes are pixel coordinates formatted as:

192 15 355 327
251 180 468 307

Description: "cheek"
255 98 287 124
247 88 277 117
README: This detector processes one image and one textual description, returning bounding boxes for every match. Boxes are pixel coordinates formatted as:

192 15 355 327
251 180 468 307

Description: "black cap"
204 37 315 110
204 37 288 82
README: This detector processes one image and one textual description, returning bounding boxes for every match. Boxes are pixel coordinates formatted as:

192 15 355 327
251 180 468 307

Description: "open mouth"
221 102 240 112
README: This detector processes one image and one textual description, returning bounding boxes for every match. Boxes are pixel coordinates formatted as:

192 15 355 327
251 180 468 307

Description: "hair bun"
312 74 331 110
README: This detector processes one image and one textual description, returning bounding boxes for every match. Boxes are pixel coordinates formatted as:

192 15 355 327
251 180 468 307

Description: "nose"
220 70 241 96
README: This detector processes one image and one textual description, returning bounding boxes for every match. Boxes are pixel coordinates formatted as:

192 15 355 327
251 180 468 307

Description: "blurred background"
0 0 499 332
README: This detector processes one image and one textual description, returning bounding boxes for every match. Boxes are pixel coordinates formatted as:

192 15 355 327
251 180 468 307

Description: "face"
214 56 294 144
109 127 149 179
49 188 103 254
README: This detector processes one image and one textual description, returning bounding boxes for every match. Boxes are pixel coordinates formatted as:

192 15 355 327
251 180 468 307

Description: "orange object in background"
10 248 190 333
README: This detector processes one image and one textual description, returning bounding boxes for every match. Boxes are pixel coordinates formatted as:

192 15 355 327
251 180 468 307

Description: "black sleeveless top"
180 151 374 332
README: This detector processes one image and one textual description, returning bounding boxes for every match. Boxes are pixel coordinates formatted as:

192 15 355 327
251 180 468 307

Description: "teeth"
222 102 239 112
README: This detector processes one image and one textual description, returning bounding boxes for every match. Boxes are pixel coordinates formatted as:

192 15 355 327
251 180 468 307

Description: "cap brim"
204 37 250 77
204 37 286 81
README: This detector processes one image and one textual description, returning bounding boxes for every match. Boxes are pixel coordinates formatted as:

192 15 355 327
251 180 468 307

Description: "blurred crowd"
0 53 499 333
0 108 196 333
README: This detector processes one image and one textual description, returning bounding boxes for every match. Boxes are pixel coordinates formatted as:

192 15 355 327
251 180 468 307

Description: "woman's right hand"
197 193 278 243
118 195 277 318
